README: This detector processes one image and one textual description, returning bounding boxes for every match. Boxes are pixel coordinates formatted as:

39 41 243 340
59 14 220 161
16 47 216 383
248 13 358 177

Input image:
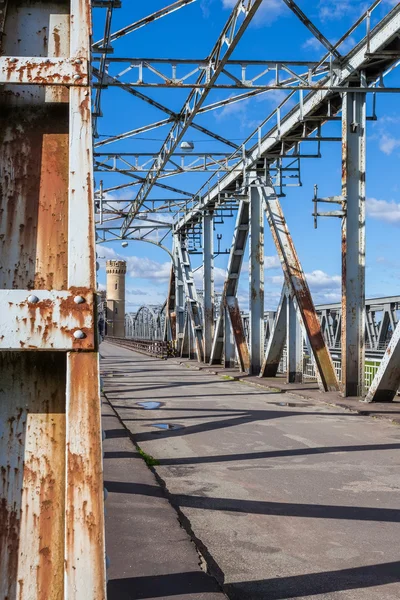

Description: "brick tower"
106 260 127 337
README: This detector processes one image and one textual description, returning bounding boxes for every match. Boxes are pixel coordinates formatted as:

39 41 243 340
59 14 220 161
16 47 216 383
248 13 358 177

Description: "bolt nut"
27 295 39 304
73 330 86 339
74 295 85 304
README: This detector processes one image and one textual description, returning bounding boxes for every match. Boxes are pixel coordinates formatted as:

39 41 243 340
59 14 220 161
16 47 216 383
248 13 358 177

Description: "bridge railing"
106 337 176 359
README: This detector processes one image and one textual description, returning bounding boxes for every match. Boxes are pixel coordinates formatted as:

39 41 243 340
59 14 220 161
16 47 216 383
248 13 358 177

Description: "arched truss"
125 304 166 340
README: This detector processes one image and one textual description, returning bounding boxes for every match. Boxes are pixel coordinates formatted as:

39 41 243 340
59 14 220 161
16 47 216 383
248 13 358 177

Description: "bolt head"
75 59 83 65
9 57 17 64
27 294 39 303
73 74 81 81
73 330 86 339
74 295 85 304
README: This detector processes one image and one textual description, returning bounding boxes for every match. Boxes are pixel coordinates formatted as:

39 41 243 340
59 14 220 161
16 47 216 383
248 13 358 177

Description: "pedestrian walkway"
101 341 400 600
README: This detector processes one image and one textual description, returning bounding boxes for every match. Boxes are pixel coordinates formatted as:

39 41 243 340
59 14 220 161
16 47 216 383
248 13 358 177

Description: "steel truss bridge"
124 295 400 380
1 0 400 598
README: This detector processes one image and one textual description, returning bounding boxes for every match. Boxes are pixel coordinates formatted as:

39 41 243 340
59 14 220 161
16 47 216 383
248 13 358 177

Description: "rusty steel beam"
260 176 339 392
225 295 250 372
209 199 250 369
341 91 366 397
0 2 106 598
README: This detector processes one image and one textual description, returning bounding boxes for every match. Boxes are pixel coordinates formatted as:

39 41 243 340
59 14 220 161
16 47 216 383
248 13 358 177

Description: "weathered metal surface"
287 293 303 383
165 266 177 343
0 290 94 350
210 199 249 366
173 236 185 354
0 56 87 85
225 295 250 372
0 1 105 597
365 321 400 402
260 288 287 377
202 211 214 363
249 181 264 374
341 91 366 397
176 237 204 362
261 180 339 391
0 353 66 600
65 352 106 599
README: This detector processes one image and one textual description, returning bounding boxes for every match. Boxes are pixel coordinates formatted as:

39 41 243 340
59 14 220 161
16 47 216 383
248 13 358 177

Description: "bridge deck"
101 341 400 600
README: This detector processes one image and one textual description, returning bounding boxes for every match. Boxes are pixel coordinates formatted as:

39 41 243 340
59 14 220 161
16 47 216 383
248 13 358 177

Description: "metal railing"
106 336 176 358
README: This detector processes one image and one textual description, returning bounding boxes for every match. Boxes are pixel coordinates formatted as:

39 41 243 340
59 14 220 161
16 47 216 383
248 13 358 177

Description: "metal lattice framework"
1 1 400 595
95 0 400 403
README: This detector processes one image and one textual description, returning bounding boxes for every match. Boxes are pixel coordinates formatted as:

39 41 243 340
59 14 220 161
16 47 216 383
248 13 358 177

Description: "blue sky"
93 1 400 312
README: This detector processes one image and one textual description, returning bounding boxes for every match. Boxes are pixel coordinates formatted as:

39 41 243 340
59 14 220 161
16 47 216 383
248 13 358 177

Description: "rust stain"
66 353 106 598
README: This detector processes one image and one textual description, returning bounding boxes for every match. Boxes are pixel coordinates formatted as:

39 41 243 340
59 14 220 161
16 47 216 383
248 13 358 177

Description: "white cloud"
96 244 171 281
366 198 400 224
221 0 286 25
318 0 358 21
302 37 323 52
305 270 341 290
264 255 281 269
379 133 400 156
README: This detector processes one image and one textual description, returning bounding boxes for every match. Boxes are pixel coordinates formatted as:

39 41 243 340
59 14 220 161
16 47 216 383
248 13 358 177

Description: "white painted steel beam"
249 181 264 374
0 2 106 598
120 0 264 235
365 321 400 402
341 92 366 397
203 211 214 363
176 5 400 232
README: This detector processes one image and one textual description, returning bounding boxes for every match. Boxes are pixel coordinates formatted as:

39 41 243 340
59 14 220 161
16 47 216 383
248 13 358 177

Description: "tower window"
115 283 118 290
115 307 118 314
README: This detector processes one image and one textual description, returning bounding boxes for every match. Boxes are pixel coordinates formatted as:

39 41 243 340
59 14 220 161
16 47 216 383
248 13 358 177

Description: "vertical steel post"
260 287 287 377
287 294 303 383
176 235 204 362
209 199 250 371
0 1 106 598
203 210 214 363
249 180 264 374
224 307 236 368
174 235 185 355
341 91 366 397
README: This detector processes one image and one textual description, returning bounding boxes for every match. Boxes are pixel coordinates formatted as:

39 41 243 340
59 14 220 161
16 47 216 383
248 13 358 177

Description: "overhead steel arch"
127 304 165 340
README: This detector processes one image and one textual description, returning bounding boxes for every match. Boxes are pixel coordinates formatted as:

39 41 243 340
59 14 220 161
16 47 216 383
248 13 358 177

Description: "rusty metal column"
203 210 214 363
249 179 264 374
0 1 106 599
341 91 366 397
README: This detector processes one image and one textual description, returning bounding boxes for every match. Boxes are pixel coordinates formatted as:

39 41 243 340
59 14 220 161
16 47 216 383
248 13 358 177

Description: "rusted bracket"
0 56 88 85
0 290 95 350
